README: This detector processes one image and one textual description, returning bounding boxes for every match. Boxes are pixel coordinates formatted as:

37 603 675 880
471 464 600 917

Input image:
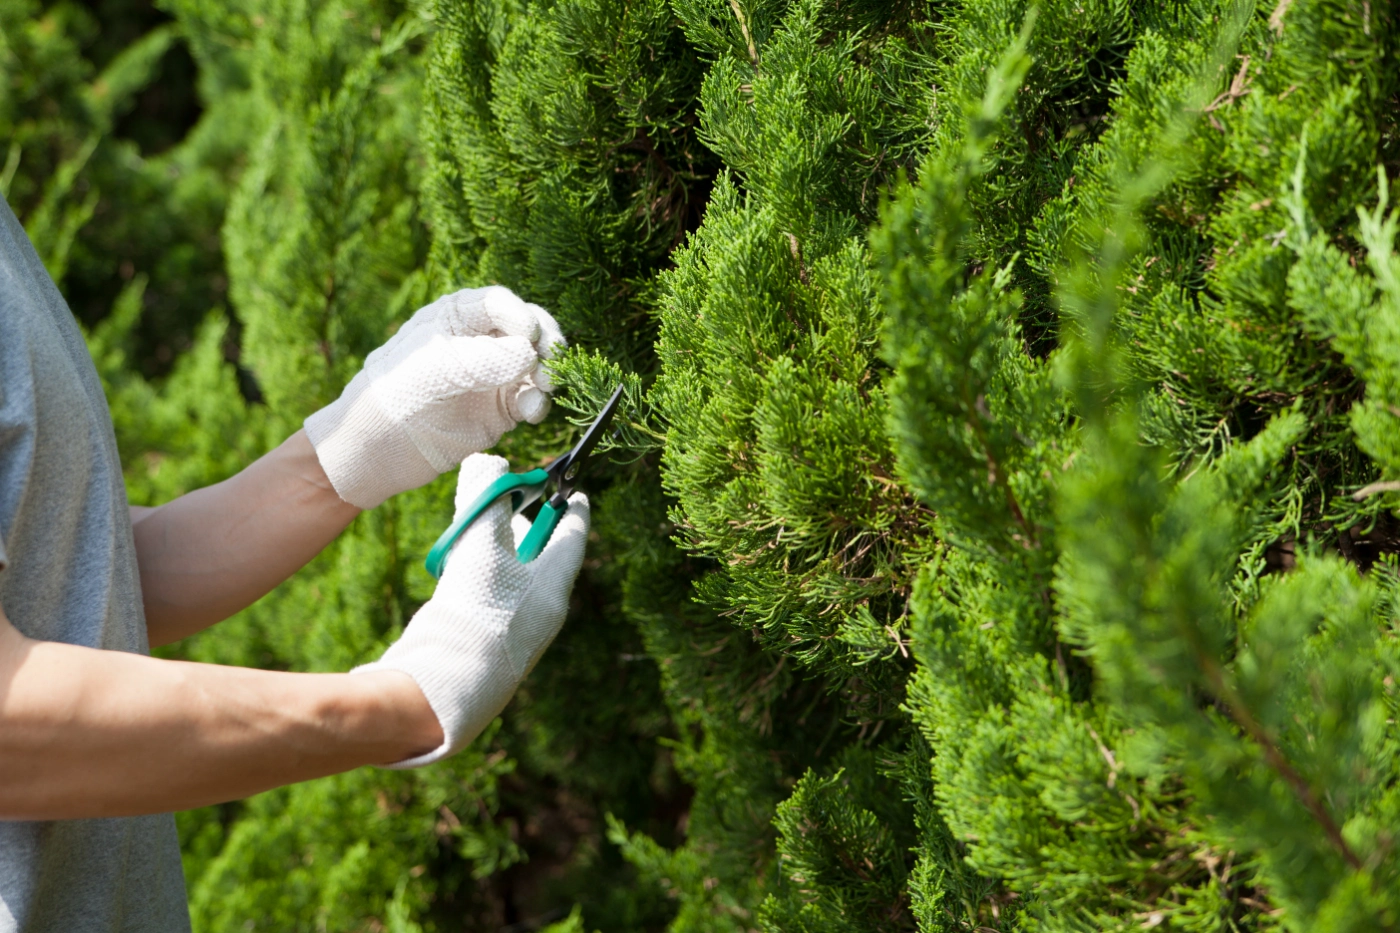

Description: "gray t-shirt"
0 198 190 931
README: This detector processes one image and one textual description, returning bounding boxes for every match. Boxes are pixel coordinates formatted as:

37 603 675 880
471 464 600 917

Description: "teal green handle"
517 498 568 563
425 468 549 579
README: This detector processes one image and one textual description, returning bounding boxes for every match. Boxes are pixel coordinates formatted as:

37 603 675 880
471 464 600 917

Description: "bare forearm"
0 621 440 819
133 430 360 645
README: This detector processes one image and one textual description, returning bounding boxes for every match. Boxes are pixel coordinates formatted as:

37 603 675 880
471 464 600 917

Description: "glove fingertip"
459 451 510 476
537 335 566 362
527 303 566 360
512 385 551 424
539 337 567 362
482 286 542 342
531 358 556 394
453 453 511 515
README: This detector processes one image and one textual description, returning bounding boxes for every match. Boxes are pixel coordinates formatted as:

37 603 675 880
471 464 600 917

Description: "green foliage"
24 0 1400 927
1291 167 1400 491
876 0 1400 927
419 0 714 362
758 752 910 933
1 0 226 370
597 0 948 926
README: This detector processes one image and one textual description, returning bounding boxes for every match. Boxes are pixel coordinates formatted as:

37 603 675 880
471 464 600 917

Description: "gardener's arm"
132 286 564 646
0 456 588 820
0 601 442 818
131 430 359 645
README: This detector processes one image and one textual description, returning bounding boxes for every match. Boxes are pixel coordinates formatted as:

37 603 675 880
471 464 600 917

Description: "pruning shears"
425 384 623 577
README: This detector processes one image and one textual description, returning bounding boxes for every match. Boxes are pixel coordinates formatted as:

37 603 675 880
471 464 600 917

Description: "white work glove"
354 454 590 768
305 286 566 509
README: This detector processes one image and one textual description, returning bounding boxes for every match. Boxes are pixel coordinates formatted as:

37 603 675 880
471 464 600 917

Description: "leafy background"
4 0 1399 929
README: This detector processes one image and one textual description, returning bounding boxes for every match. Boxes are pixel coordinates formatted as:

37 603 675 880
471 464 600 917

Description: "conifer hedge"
7 0 1400 928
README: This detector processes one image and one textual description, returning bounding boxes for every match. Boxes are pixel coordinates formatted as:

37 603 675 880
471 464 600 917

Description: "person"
0 193 590 932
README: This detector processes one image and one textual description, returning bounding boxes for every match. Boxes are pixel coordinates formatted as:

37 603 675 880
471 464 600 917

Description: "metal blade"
548 383 624 497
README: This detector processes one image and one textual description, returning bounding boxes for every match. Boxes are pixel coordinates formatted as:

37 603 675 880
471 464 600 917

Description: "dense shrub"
7 0 1400 928
1 0 225 371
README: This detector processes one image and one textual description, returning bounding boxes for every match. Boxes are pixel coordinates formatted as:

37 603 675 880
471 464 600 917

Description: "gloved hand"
305 286 565 509
353 454 589 768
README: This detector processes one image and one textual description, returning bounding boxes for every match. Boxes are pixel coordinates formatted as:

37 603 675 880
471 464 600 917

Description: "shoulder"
0 196 97 473
0 197 70 333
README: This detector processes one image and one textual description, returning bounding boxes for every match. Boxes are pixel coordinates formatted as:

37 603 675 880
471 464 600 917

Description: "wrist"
338 670 444 766
278 429 365 518
284 429 348 502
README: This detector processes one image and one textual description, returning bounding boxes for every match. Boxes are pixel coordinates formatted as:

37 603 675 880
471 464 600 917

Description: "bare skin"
0 430 444 820
134 430 366 646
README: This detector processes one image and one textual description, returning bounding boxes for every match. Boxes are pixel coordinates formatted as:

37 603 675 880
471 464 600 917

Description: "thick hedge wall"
5 0 1399 929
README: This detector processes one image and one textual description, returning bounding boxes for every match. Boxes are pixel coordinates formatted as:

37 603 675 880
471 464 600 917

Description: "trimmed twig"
1352 479 1400 500
728 0 759 70
1194 650 1363 870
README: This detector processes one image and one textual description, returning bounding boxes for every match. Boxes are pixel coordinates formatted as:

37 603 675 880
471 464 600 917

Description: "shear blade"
547 383 624 498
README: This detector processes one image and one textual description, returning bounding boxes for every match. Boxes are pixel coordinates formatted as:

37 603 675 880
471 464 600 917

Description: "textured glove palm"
306 286 565 509
354 454 589 768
